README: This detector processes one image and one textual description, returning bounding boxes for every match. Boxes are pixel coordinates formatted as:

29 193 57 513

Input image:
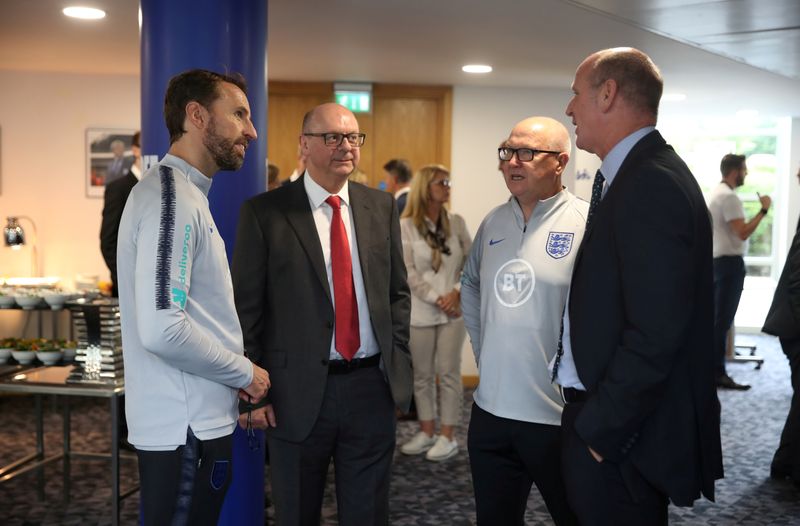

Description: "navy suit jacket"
567 130 723 505
100 171 138 297
762 224 800 339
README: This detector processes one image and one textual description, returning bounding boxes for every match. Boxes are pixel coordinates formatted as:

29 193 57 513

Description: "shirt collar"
510 188 568 228
303 170 351 210
600 126 655 188
161 153 213 196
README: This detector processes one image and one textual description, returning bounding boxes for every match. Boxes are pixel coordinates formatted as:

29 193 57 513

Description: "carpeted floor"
0 334 798 525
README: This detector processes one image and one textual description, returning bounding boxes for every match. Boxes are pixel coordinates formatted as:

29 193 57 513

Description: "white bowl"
11 350 36 364
0 348 11 364
43 293 67 310
36 350 63 365
62 347 77 362
0 296 15 308
14 295 43 310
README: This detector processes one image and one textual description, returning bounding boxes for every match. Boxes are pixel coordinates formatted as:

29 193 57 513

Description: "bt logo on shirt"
493 258 535 308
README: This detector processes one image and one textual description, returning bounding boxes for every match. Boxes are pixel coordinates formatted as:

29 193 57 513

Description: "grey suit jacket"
232 176 413 442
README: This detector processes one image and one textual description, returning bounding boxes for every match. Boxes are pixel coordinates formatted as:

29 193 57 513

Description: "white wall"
0 70 139 335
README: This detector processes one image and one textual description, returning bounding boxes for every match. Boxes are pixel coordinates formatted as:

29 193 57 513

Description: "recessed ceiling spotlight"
63 6 106 20
662 93 687 102
462 64 492 74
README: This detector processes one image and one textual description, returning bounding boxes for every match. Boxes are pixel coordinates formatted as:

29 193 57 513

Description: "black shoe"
716 374 751 390
770 465 790 480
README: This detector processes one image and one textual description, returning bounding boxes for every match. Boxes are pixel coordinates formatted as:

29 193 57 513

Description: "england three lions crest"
546 232 574 259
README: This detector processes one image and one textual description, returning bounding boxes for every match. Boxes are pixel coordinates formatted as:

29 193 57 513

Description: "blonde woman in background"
399 164 472 461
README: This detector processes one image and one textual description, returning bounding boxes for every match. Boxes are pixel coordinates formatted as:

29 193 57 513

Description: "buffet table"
0 365 134 525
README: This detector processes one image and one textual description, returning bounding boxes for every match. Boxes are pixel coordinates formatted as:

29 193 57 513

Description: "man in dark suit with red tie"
551 48 723 524
232 103 413 525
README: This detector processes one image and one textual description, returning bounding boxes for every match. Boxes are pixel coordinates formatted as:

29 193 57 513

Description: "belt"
327 354 380 374
562 387 588 404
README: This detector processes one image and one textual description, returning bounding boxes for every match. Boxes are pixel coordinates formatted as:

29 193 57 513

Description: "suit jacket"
106 155 134 185
232 176 413 443
568 131 723 505
100 171 138 297
762 224 800 339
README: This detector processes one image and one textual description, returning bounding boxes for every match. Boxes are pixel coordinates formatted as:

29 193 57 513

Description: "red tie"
325 196 360 360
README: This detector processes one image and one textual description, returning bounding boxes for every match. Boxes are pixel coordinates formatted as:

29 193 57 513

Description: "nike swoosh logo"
489 238 505 246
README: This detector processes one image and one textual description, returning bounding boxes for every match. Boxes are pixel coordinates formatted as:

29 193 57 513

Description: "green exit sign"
335 90 371 113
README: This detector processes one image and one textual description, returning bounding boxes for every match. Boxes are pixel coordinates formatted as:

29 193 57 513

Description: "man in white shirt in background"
117 69 270 525
708 153 772 390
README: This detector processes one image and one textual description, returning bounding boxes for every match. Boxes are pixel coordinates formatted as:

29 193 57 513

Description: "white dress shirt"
304 173 379 360
552 126 655 390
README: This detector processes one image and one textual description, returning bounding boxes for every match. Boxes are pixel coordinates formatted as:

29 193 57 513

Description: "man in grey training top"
117 69 269 525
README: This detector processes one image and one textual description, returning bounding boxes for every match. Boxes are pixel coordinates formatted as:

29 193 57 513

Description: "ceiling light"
662 93 686 102
63 6 106 20
462 64 492 74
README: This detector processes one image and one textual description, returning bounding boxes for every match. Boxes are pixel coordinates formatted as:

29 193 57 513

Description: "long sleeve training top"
117 154 253 449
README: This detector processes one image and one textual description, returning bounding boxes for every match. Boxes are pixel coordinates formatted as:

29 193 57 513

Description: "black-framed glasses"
431 179 451 188
498 147 561 162
303 132 366 147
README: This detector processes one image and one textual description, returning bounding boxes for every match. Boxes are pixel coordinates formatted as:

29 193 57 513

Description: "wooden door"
266 82 452 188
267 82 332 182
370 84 452 187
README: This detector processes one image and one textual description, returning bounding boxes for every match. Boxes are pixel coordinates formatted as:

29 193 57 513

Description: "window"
659 115 791 328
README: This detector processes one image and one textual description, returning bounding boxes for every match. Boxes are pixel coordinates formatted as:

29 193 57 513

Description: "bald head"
585 47 663 118
501 116 571 216
299 102 361 193
302 102 357 133
509 116 571 153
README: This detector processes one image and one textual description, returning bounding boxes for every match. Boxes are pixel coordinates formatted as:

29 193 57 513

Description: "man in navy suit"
762 169 800 487
552 48 723 524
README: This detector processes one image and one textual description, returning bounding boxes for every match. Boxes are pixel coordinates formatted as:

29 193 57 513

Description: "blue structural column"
140 1 268 524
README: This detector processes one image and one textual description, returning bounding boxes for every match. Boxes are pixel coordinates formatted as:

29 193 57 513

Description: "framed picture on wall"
85 128 137 198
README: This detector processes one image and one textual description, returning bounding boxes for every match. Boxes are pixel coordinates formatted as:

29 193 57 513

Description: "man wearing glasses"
232 102 413 525
461 116 585 525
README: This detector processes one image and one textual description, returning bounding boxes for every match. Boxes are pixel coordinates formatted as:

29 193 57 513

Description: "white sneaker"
400 431 437 455
425 435 458 461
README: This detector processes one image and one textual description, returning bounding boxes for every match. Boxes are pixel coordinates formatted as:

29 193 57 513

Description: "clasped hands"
238 363 277 430
436 289 461 317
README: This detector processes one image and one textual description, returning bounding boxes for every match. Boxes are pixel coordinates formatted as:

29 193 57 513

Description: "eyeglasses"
498 147 561 162
303 132 366 147
431 179 451 188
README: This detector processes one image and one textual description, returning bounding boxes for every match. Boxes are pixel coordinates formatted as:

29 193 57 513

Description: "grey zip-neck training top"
461 189 588 425
117 154 253 449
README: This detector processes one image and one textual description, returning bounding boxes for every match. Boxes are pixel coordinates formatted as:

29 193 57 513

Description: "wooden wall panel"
266 82 452 188
372 98 440 185
371 84 452 187
267 82 332 181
